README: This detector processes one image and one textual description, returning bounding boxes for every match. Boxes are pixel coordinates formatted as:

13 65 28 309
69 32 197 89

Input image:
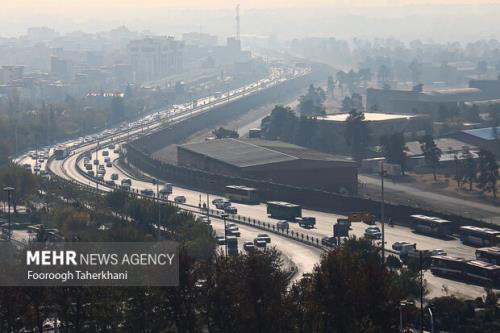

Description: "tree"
111 96 125 122
0 140 10 167
212 127 239 139
380 132 407 175
477 60 488 79
260 105 297 142
377 64 391 86
409 59 422 85
345 109 370 161
462 149 477 191
287 238 421 332
419 135 442 181
476 149 499 198
298 84 326 117
327 75 335 98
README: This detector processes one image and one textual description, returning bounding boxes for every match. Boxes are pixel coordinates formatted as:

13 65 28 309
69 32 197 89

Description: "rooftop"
461 127 500 141
405 138 477 156
317 112 419 122
179 138 353 168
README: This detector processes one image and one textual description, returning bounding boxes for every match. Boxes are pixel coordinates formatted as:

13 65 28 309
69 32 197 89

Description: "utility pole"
381 161 386 261
3 187 14 241
420 251 424 333
222 213 229 256
235 4 240 41
154 179 161 240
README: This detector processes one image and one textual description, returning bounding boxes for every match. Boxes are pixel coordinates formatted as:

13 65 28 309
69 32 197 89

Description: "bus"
459 226 500 247
465 260 500 287
410 215 453 238
476 247 500 265
430 256 466 279
431 256 500 287
266 201 302 220
225 185 259 204
54 147 68 160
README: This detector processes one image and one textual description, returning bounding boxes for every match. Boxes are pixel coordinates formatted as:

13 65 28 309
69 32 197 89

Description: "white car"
364 226 381 239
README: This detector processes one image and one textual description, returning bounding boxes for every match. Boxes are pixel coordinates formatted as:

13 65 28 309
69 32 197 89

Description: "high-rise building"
0 66 24 84
128 37 184 82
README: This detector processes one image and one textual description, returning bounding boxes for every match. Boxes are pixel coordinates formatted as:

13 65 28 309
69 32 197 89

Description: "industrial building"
448 127 500 154
177 138 358 194
316 112 432 140
367 79 500 115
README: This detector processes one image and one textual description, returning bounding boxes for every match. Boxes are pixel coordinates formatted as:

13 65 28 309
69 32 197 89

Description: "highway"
15 66 492 298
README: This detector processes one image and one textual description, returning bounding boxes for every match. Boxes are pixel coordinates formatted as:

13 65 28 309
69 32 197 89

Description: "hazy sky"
1 1 500 40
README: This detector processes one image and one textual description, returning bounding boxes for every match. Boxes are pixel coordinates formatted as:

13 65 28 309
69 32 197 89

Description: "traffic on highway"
14 66 498 299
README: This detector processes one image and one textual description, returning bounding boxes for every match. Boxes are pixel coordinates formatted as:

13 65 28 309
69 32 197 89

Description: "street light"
380 162 387 261
3 187 14 241
399 300 414 333
221 213 229 256
153 178 161 241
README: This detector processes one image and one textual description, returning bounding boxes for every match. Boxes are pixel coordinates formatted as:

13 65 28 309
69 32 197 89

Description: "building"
316 112 432 140
366 79 500 115
182 32 218 48
128 37 184 82
177 138 358 194
448 127 500 154
0 66 24 84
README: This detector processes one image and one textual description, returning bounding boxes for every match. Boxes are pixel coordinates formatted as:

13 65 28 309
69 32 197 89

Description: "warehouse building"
316 112 432 140
177 138 358 194
448 127 500 154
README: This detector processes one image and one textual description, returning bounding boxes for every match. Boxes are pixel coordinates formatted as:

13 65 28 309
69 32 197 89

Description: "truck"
296 216 316 229
348 212 375 225
226 236 238 256
160 183 173 196
54 147 68 160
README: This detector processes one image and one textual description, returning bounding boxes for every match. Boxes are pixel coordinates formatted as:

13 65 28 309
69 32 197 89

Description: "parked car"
257 233 271 243
276 220 289 230
102 150 109 156
243 241 256 252
224 206 238 214
364 226 381 239
106 162 112 168
321 236 337 247
174 196 186 204
111 173 119 180
105 180 115 186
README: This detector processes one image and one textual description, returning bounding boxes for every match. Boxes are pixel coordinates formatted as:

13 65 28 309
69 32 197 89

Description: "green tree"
419 135 442 181
345 109 370 161
462 150 477 191
476 149 499 198
287 238 421 332
298 84 326 117
260 105 297 142
111 96 125 122
380 132 407 175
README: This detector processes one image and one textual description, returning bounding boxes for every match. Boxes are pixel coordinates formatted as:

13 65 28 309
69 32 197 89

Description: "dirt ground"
401 171 500 205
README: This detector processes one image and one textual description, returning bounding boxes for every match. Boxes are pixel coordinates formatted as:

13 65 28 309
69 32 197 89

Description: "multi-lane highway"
15 66 492 298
